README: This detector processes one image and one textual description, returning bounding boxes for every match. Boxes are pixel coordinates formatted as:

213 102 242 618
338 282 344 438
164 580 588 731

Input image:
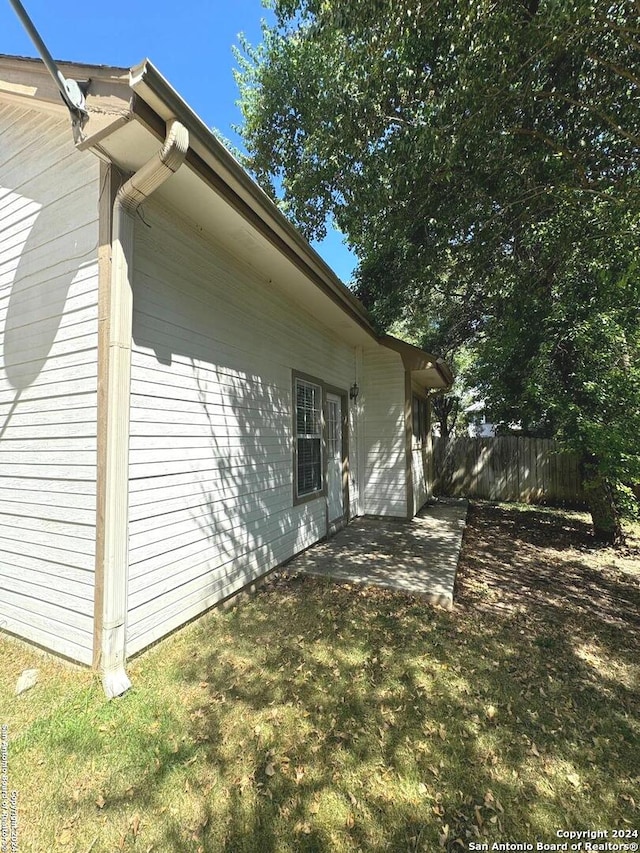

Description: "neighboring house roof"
0 53 452 390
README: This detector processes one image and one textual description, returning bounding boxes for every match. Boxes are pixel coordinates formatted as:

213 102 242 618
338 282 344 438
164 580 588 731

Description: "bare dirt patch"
456 501 640 636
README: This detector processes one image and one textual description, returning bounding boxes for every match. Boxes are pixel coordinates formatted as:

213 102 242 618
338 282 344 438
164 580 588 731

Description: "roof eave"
128 59 376 339
0 52 453 380
381 334 454 390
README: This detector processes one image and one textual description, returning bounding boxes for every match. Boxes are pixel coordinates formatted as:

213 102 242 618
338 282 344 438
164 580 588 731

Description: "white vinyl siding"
0 104 99 664
126 199 356 656
361 347 407 517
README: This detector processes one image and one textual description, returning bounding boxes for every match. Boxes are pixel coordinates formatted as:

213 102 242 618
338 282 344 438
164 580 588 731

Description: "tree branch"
585 52 640 88
531 91 640 145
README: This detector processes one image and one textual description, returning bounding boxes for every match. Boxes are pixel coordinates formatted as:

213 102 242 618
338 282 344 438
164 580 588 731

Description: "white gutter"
101 118 189 699
128 60 376 336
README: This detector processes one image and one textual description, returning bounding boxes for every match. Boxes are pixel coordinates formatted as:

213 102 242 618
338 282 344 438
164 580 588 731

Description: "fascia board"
128 59 376 338
381 334 454 390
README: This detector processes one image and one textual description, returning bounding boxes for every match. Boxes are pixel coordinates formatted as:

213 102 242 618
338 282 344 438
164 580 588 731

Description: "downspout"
101 118 189 698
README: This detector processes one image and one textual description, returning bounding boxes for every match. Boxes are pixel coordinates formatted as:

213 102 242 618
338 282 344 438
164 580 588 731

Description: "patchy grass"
1 502 639 852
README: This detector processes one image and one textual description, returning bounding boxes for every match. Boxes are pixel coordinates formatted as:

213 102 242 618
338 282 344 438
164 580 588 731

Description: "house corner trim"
94 160 117 674
404 370 414 520
98 119 189 698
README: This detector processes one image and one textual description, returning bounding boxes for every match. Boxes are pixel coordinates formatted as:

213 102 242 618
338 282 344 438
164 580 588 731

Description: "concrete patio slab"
290 499 468 609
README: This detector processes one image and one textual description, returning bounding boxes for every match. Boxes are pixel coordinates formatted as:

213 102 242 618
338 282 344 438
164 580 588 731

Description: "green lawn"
1 502 638 852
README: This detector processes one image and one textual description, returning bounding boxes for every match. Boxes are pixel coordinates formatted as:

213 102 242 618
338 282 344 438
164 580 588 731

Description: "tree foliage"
236 0 640 541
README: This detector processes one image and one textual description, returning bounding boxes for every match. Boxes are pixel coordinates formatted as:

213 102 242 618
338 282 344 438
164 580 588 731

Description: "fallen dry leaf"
57 829 72 846
130 814 141 838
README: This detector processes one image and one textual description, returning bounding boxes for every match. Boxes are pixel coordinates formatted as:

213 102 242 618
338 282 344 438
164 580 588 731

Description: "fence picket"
433 435 585 504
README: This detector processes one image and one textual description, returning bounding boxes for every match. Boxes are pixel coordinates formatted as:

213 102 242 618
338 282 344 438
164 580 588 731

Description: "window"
412 396 421 442
412 395 429 445
295 377 323 497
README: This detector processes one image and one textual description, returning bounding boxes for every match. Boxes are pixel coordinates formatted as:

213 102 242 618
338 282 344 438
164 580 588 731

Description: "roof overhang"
0 53 132 134
121 59 376 346
0 53 453 372
381 335 454 390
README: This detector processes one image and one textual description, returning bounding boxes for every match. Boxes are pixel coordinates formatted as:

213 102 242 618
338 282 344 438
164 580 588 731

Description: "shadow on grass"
166 501 638 850
457 503 640 651
13 502 638 852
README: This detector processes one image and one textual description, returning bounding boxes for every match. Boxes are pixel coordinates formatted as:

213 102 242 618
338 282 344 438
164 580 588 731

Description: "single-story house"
0 53 452 696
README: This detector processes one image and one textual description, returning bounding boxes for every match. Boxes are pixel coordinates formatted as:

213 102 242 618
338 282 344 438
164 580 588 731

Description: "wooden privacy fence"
433 436 586 504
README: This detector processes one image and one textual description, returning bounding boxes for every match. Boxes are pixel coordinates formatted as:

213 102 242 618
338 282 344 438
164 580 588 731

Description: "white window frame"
293 373 325 503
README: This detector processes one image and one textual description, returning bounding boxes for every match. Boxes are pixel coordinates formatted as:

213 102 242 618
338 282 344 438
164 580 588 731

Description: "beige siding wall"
361 347 406 517
0 104 99 663
126 200 357 655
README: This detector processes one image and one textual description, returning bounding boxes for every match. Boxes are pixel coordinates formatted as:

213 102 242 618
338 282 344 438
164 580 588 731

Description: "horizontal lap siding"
0 104 99 664
127 200 356 655
361 348 406 516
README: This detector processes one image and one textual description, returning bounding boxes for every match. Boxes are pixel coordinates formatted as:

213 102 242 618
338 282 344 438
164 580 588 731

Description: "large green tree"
236 0 640 542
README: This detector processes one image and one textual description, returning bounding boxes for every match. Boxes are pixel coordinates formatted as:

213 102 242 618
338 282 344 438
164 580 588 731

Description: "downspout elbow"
116 119 190 216
101 119 188 699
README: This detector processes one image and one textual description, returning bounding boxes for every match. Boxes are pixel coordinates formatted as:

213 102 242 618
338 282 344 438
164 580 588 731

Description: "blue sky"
1 0 358 282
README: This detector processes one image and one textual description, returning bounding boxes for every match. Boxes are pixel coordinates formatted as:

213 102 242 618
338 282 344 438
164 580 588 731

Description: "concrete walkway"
291 499 468 609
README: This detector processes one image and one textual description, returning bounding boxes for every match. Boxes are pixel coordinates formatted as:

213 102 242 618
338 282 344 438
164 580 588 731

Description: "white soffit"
97 118 374 346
